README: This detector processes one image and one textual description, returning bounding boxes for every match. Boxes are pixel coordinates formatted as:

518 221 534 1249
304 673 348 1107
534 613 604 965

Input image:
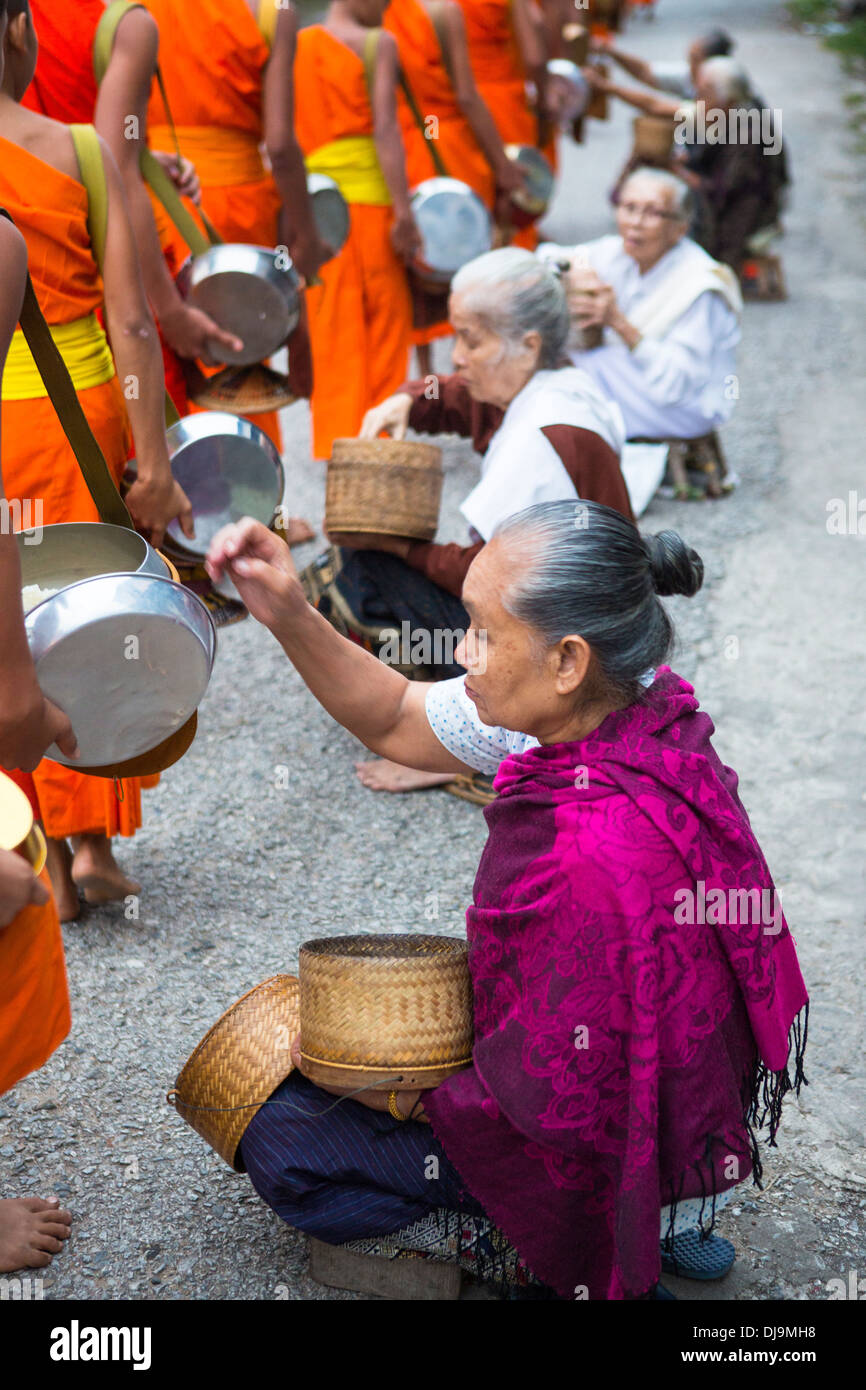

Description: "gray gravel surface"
3 0 864 1302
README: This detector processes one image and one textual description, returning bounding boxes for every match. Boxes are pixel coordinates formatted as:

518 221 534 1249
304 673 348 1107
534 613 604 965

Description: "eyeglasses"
616 201 681 224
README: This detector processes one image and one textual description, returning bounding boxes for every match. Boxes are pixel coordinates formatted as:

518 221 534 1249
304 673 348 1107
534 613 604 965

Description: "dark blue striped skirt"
239 1071 486 1243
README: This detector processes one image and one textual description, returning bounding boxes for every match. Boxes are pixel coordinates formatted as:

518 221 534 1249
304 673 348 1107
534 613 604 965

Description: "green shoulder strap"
364 26 449 179
92 0 221 254
69 125 180 428
70 124 109 269
0 207 134 529
257 0 280 49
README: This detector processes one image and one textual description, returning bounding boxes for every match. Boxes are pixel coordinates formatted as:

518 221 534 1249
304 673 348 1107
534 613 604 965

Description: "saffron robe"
0 137 156 839
0 861 70 1095
294 25 413 460
22 0 199 416
144 0 284 445
385 0 497 345
455 0 554 248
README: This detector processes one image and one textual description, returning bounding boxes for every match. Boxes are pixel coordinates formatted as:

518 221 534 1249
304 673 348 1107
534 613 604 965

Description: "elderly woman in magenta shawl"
206 500 807 1301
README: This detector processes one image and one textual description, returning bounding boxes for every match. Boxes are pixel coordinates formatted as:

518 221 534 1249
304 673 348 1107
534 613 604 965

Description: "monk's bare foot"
0 1197 72 1271
282 517 315 547
354 759 455 793
45 836 80 923
70 834 140 905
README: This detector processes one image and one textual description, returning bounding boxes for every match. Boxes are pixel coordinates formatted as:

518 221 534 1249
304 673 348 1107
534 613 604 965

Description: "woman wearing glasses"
539 168 742 443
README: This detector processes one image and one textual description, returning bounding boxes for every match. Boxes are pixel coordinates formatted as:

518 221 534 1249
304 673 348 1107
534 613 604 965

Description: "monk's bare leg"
0 1198 72 1271
70 834 141 905
44 836 80 923
354 759 455 793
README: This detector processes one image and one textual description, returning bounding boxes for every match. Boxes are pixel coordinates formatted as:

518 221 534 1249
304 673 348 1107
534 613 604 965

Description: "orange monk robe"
22 0 195 417
144 0 284 447
294 27 413 460
385 0 495 203
385 0 496 345
0 138 157 841
0 869 70 1095
456 0 556 248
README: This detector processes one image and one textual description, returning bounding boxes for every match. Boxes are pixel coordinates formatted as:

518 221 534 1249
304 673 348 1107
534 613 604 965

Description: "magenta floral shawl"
423 670 808 1300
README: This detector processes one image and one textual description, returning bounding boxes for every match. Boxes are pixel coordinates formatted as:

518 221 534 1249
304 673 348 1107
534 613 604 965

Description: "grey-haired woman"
204 500 807 1299
313 247 632 791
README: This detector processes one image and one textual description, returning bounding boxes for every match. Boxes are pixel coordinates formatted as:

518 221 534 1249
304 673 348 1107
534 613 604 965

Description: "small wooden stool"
309 1238 462 1300
740 253 787 302
665 431 731 500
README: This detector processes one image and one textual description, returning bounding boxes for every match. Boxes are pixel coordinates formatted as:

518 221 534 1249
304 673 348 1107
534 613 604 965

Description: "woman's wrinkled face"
616 174 686 272
454 539 592 743
449 292 539 410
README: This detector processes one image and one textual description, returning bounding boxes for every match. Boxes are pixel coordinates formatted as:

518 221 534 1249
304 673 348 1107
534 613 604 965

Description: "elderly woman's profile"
206 498 808 1301
314 247 632 678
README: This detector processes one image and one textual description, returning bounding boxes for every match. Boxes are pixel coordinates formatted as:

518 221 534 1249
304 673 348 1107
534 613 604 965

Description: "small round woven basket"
325 438 443 541
299 935 473 1091
168 975 299 1171
632 115 675 162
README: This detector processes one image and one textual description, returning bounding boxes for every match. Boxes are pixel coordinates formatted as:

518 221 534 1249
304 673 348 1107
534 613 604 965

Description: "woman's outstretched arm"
206 519 473 775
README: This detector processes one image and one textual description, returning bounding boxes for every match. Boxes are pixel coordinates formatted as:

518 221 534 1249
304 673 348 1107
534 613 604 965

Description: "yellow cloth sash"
305 136 391 206
1 313 115 401
149 125 266 187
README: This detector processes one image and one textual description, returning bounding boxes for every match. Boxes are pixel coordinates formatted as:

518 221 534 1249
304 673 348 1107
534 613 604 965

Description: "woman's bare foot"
70 834 140 905
0 1197 72 1271
354 759 455 793
44 836 80 923
282 517 315 547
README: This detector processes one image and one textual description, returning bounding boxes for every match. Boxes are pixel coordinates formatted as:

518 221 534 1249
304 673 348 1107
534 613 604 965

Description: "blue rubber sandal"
660 1230 735 1280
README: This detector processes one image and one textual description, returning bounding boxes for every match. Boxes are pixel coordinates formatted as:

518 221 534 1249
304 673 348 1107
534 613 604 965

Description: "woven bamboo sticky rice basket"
632 114 676 162
325 438 443 541
299 935 473 1090
168 975 299 1171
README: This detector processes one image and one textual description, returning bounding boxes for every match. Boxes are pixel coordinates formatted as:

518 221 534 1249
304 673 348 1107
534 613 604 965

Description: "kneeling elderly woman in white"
539 168 742 443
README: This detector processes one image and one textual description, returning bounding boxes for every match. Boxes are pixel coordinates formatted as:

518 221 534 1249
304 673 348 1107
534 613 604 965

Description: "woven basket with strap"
169 975 300 1171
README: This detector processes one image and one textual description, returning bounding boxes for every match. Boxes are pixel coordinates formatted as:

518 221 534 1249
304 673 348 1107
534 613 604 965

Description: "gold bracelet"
387 1090 408 1122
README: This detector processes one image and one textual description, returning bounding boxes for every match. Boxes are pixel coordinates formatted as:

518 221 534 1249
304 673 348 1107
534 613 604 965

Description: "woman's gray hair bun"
494 501 704 704
643 531 704 597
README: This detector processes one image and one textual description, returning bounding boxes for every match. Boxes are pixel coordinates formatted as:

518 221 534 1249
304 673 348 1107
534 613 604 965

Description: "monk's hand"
0 847 50 930
0 676 78 772
160 302 244 366
290 233 334 284
496 158 528 200
390 211 422 265
359 392 413 441
582 64 611 94
206 517 303 630
126 473 194 551
152 151 202 205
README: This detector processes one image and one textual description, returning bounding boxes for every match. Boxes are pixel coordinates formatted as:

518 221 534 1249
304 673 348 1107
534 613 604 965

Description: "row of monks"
0 0 617 921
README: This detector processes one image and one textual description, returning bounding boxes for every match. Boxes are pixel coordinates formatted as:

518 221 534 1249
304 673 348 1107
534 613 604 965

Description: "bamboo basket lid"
632 115 676 161
168 975 299 1171
299 934 473 1091
187 362 295 415
325 438 443 542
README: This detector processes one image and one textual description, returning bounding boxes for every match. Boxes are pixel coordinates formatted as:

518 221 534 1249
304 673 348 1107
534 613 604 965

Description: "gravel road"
3 0 864 1303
